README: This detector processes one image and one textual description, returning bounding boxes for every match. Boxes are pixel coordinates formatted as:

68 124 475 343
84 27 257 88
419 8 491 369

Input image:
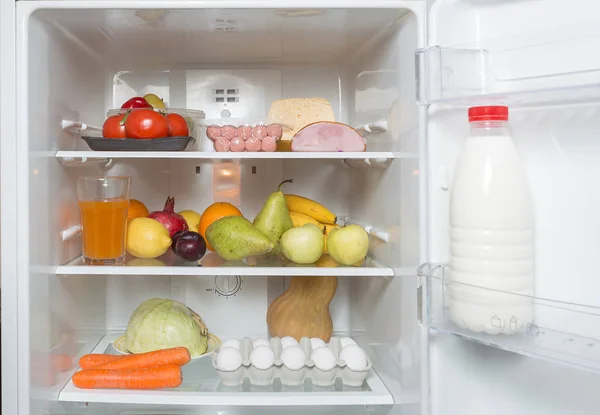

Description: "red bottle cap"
468 106 508 122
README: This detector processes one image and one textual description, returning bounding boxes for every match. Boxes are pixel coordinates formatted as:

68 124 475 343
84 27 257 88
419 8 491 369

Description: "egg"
280 345 306 370
310 338 327 350
339 344 368 371
216 346 243 371
340 337 358 348
281 336 299 349
221 338 241 350
311 346 337 371
250 345 275 370
252 338 270 348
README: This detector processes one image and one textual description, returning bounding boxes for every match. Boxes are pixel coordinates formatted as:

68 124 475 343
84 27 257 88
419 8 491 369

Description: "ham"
291 122 366 152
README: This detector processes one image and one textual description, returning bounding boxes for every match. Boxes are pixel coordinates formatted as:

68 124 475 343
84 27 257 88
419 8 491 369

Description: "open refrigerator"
3 0 600 414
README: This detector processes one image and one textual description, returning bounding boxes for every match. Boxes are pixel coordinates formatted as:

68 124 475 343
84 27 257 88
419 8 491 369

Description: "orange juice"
79 199 129 263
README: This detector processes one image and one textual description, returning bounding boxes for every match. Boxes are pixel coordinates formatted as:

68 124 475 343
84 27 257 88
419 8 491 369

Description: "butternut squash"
267 276 338 342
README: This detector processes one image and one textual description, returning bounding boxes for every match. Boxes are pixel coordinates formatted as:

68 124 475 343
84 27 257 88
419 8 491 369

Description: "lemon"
144 93 166 109
178 210 201 232
126 218 172 259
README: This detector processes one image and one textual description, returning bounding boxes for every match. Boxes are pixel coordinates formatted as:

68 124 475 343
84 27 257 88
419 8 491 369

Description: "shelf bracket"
57 156 113 168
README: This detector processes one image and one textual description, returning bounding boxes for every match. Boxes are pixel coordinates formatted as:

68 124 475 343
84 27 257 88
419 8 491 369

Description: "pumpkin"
267 276 338 342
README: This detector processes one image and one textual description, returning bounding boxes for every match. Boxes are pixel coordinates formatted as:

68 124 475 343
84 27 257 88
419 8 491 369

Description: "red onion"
148 197 188 238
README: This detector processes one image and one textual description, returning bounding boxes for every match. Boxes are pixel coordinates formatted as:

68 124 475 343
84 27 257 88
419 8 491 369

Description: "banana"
284 194 337 225
290 212 325 231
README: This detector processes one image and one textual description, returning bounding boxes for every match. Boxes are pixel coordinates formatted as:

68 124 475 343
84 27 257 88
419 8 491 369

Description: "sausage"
245 138 262 152
229 137 246 152
214 138 230 152
236 126 253 140
206 126 221 141
266 124 283 139
291 121 366 152
221 125 237 141
252 125 268 140
261 136 277 152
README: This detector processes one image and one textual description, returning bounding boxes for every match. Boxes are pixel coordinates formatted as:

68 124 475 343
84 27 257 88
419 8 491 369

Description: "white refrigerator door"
1 0 18 414
424 0 600 414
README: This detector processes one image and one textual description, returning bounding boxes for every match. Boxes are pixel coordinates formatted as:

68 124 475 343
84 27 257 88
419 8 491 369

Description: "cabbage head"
125 298 208 357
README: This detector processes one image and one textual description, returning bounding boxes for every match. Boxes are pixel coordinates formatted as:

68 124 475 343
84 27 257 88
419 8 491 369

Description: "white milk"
449 106 534 335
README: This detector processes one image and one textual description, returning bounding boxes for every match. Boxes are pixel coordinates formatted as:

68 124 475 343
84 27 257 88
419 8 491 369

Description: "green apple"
326 224 369 265
280 224 324 264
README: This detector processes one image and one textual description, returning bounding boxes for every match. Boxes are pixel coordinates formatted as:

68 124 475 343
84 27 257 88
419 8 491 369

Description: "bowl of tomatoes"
84 107 206 152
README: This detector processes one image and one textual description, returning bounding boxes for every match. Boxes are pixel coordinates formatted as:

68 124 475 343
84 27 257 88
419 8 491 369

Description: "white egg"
252 338 270 348
221 338 241 350
216 346 243 371
310 338 327 350
340 337 357 348
250 345 275 370
281 336 299 349
339 344 368 371
280 345 306 370
311 346 337 371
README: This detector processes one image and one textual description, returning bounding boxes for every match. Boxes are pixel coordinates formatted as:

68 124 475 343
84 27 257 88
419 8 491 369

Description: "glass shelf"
418 263 600 372
54 254 394 277
58 333 394 406
416 46 600 106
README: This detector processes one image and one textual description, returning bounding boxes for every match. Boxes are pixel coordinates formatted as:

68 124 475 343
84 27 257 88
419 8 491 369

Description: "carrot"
79 354 126 369
95 347 191 370
72 365 182 389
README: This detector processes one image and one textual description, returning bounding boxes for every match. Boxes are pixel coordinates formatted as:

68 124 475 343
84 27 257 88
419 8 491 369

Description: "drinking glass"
77 176 131 265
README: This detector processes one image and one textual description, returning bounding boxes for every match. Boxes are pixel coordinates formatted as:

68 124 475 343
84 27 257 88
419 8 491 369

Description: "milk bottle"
449 106 534 335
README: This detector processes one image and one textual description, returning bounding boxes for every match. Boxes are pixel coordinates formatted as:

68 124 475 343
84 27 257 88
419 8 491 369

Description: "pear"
144 93 166 109
326 224 369 266
206 216 274 261
253 179 294 244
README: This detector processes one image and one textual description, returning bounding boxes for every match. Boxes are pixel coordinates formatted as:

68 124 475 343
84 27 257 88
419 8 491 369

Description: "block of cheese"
268 97 336 142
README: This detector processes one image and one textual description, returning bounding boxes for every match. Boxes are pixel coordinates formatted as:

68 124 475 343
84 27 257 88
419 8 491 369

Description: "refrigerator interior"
17 3 425 415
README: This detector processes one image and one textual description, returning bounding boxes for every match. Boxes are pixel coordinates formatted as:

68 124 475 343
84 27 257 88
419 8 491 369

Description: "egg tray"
212 337 372 387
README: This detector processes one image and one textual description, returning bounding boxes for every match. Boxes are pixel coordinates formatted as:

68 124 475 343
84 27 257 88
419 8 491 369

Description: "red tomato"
167 113 190 137
102 114 127 139
121 97 152 109
124 109 170 139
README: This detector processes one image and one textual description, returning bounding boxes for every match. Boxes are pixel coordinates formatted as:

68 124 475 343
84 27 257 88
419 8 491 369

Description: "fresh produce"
144 93 166 109
267 276 338 342
172 231 206 262
95 348 191 370
290 211 326 231
292 121 366 152
206 216 275 261
148 197 188 238
327 224 369 266
126 258 166 267
167 113 190 136
72 365 182 390
121 97 152 109
102 114 127 139
253 180 294 244
125 298 208 357
178 210 201 232
284 194 336 225
198 202 243 251
280 224 324 264
124 109 170 139
126 218 172 259
127 199 150 222
80 354 125 370
323 223 339 254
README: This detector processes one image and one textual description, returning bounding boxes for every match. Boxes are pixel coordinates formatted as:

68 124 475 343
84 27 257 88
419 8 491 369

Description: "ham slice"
291 122 366 152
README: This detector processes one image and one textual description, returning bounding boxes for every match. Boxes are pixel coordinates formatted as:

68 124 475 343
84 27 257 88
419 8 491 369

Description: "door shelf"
58 333 394 406
55 255 394 277
416 46 600 106
418 263 600 373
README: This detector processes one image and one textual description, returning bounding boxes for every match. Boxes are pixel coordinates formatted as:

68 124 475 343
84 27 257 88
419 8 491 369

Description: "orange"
127 199 150 222
199 202 243 251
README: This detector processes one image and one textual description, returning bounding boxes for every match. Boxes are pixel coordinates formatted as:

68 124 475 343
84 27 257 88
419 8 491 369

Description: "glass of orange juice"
77 176 131 265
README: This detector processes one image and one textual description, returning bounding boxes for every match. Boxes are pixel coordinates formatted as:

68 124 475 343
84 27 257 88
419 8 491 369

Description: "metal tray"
82 136 194 151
